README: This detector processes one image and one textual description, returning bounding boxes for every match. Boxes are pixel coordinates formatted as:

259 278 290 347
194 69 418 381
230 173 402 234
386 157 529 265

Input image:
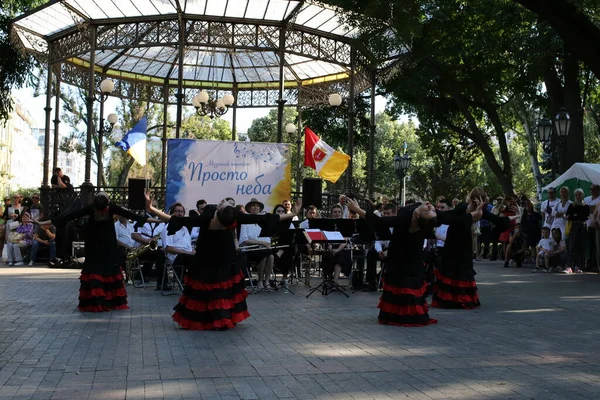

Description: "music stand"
305 219 350 298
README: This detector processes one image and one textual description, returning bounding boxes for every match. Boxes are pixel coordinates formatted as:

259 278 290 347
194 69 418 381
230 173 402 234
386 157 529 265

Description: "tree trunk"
563 52 584 170
450 94 515 195
514 0 600 80
519 106 544 198
117 157 135 187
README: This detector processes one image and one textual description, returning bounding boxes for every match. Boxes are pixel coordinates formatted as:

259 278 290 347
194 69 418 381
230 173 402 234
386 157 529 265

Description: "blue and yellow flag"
115 116 147 166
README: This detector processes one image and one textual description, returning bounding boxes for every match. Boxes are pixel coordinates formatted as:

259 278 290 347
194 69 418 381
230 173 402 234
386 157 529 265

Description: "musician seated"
239 198 274 292
326 204 352 286
161 203 195 286
115 215 137 267
273 204 295 287
364 204 396 291
131 204 167 289
299 205 320 256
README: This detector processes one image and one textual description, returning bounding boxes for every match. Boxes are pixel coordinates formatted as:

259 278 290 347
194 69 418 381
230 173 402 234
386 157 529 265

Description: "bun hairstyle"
93 192 109 210
217 204 236 227
169 202 185 214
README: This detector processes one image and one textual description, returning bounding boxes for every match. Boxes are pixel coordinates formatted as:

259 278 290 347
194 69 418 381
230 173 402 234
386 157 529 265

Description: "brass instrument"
125 234 161 284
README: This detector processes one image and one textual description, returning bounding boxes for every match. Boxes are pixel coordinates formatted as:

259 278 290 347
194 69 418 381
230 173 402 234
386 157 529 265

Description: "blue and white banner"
166 139 291 212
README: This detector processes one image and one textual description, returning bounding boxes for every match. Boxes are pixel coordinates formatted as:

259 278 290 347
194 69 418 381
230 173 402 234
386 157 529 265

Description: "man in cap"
239 198 274 291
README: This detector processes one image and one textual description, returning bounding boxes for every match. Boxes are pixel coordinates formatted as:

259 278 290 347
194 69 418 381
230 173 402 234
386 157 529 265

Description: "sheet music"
323 231 344 241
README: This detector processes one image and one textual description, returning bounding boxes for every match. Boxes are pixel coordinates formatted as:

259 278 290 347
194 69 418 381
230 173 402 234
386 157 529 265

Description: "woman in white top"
551 186 573 236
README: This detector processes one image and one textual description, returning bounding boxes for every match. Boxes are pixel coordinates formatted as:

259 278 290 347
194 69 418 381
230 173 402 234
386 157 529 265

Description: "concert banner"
166 139 291 212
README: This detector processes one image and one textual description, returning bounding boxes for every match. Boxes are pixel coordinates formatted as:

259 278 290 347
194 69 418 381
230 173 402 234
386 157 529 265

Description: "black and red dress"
432 206 508 309
168 206 279 330
52 204 147 312
365 204 437 327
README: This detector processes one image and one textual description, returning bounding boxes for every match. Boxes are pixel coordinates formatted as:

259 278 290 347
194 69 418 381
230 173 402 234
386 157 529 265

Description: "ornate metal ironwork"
12 4 383 109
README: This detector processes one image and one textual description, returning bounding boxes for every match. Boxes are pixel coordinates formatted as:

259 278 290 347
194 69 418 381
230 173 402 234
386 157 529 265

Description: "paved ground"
0 261 599 400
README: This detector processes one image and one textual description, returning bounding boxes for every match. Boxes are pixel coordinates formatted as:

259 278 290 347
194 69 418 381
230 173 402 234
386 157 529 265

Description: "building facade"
0 101 43 196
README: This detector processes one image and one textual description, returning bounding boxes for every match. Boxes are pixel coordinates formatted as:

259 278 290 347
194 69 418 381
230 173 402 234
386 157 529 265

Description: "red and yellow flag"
304 127 350 183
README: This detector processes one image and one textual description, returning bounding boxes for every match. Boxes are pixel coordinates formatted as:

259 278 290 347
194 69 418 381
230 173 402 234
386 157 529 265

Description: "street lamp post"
96 78 117 187
394 150 412 206
285 122 300 193
537 108 571 180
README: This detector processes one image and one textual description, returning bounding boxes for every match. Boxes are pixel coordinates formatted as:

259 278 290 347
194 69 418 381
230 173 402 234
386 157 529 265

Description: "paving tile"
1 263 600 399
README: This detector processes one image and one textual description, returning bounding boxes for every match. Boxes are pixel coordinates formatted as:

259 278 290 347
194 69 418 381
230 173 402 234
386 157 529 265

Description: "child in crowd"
533 227 555 272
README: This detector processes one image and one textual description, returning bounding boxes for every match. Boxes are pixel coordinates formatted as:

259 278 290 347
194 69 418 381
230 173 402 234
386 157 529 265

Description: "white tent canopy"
542 163 600 195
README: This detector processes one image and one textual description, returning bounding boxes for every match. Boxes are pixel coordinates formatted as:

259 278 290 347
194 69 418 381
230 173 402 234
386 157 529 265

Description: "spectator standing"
541 187 560 229
551 187 572 237
565 188 589 273
584 184 600 270
521 201 542 261
29 194 44 221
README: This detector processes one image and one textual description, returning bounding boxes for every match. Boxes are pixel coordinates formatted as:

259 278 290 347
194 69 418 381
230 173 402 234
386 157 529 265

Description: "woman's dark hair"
93 194 109 210
273 204 285 213
217 205 236 227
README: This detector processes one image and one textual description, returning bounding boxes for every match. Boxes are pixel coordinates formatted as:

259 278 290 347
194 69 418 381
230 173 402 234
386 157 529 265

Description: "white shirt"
537 237 556 252
136 221 166 248
161 223 193 263
551 200 573 235
435 224 449 248
584 195 600 227
239 224 269 246
541 198 560 228
114 220 136 248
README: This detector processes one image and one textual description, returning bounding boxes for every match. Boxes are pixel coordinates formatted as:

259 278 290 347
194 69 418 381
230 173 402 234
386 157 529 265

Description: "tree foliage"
0 0 45 122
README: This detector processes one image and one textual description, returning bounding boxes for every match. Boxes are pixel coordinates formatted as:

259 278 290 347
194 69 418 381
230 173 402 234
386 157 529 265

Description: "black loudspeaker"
128 178 150 210
302 178 322 209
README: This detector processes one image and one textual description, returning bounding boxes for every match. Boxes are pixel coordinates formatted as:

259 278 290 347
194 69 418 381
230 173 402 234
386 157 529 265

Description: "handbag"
7 231 24 244
565 220 572 237
7 221 19 230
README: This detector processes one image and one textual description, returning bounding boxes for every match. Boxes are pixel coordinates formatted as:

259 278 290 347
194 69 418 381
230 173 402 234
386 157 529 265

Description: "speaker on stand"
128 178 151 210
302 178 322 209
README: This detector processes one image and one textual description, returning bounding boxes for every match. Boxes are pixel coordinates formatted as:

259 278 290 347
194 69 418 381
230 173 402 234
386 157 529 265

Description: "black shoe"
47 259 57 268
504 261 509 268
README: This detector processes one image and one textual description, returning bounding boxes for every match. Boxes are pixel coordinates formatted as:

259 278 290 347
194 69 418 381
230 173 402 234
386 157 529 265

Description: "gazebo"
11 0 399 209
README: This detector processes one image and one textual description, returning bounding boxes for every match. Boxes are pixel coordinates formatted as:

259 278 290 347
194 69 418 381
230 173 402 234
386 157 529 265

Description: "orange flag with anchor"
304 127 350 183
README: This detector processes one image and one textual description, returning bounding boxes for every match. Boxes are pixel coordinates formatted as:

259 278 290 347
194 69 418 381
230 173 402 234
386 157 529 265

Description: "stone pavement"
1 261 599 400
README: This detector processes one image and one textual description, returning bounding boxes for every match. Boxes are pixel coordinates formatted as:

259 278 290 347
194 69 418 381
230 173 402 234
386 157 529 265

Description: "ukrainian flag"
115 116 147 166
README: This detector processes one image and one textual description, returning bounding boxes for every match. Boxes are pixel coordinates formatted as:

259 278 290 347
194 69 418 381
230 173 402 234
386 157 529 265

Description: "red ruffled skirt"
377 279 438 327
431 269 480 309
78 267 129 312
172 271 250 330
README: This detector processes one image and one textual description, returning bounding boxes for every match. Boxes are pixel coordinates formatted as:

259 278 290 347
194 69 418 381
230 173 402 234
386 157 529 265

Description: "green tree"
0 0 46 121
180 112 231 141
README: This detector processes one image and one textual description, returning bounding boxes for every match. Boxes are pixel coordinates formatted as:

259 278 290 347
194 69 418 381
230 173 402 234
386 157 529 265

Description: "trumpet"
125 234 160 284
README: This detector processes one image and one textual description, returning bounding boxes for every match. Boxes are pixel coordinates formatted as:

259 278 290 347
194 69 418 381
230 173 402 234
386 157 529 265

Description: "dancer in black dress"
39 192 149 312
346 198 483 326
145 194 301 330
432 188 510 309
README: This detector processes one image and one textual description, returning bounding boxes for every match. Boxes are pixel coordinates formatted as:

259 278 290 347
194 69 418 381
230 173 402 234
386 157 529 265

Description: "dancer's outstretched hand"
345 197 362 213
470 196 484 222
293 198 302 215
144 189 153 211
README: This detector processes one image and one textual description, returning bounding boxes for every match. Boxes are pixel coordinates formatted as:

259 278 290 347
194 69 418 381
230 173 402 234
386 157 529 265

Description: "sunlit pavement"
0 262 599 400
